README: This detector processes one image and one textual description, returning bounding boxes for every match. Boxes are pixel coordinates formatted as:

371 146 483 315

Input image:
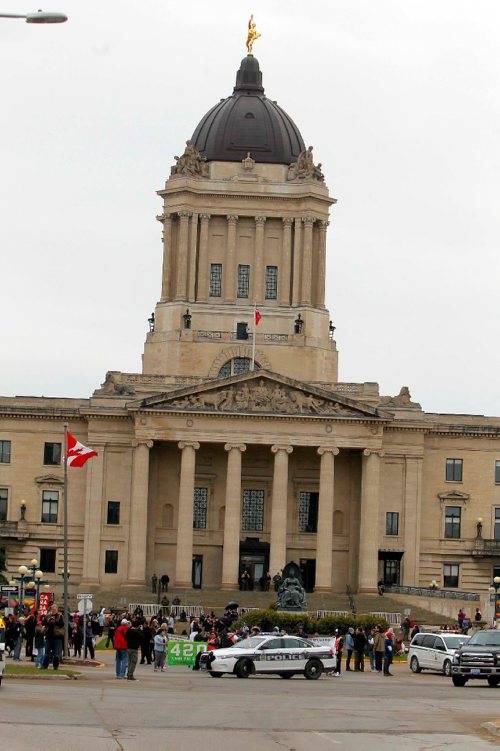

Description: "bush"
234 609 389 634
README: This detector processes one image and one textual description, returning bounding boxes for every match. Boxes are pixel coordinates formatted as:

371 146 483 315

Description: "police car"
199 634 336 679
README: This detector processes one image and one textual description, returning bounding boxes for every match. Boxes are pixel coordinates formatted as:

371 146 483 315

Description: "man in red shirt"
114 619 129 679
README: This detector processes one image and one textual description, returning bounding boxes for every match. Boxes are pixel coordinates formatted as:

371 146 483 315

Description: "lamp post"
490 576 500 628
17 565 28 615
0 10 67 23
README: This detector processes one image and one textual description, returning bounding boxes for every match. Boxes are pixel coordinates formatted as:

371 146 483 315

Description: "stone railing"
471 538 500 557
194 330 289 344
388 584 479 601
0 520 18 536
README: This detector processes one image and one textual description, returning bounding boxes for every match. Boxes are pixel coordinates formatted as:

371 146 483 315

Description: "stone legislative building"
1 51 499 597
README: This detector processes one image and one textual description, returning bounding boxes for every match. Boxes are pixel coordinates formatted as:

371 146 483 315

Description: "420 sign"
167 641 207 666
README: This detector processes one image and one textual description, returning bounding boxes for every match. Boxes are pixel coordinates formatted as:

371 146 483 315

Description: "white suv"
409 632 470 676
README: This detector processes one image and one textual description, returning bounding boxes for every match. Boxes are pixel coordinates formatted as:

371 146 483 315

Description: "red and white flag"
255 310 262 326
66 432 98 467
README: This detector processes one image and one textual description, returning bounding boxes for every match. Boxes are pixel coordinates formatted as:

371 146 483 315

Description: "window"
0 488 7 521
0 441 11 463
385 512 399 536
193 487 208 529
39 548 56 573
106 501 120 525
494 509 500 540
105 550 118 574
384 559 400 585
496 461 500 485
237 264 250 298
41 490 59 523
444 506 461 539
443 563 459 588
44 442 61 466
242 489 264 531
446 458 463 482
218 357 261 378
209 263 222 297
265 266 278 299
298 491 318 533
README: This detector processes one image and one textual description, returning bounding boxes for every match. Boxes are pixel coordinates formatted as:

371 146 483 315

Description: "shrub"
234 609 389 634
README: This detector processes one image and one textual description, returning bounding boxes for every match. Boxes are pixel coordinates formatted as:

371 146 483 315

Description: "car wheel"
278 672 293 679
304 659 323 680
410 656 422 673
209 671 223 678
235 659 253 679
443 659 452 677
452 676 467 687
487 677 500 687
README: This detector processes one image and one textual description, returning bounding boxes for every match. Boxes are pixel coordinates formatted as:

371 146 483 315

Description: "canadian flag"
255 310 262 326
67 432 98 468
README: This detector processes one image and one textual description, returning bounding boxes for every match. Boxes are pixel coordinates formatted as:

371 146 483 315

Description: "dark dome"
191 56 305 165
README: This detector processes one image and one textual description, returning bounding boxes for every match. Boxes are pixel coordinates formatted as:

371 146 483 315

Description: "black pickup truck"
451 629 500 687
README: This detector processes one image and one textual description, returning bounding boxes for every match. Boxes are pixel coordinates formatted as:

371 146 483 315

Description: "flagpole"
63 422 69 658
251 301 256 371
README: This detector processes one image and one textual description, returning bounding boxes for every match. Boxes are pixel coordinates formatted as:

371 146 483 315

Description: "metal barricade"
370 611 402 625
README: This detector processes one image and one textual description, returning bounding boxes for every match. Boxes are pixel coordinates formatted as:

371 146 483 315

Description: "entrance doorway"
378 550 403 586
300 558 316 592
192 555 203 589
239 538 270 591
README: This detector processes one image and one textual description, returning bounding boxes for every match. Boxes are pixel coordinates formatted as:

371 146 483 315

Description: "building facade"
1 53 499 595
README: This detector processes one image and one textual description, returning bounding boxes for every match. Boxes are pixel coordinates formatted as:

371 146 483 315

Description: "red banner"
38 592 52 622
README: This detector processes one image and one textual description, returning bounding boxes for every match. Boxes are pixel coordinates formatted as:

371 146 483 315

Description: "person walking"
153 625 168 672
84 618 95 660
114 619 129 679
383 629 394 676
345 627 355 671
367 628 376 671
353 627 366 672
374 625 385 673
42 604 65 670
125 619 143 681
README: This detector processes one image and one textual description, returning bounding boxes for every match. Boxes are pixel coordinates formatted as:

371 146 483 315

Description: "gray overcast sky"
1 1 498 415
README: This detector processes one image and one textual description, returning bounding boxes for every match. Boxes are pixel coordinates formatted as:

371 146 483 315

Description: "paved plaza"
1 652 500 750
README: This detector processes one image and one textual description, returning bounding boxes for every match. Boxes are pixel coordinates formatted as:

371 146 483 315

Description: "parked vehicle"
451 629 500 687
409 632 470 676
199 634 336 679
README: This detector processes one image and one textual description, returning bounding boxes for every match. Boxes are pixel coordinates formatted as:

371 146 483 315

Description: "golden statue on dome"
246 15 261 55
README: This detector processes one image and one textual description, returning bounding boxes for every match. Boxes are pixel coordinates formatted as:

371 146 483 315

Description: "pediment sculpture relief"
171 140 209 178
167 379 359 416
287 145 325 182
380 386 421 410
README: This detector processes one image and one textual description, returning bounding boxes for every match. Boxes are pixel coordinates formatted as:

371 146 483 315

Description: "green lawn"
95 637 113 651
5 664 79 677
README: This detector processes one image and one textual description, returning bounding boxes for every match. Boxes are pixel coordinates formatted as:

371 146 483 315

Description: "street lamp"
490 576 500 627
0 10 68 23
17 565 29 614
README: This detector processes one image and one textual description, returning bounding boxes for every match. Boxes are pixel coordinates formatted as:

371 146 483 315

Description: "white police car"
199 634 336 679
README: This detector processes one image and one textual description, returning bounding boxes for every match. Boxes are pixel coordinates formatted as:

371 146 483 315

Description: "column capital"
271 444 293 455
132 439 154 449
255 215 267 225
178 441 200 451
318 220 329 230
199 213 211 222
302 214 316 225
178 211 192 220
156 212 171 223
282 217 293 227
226 215 239 224
363 448 385 458
317 446 340 456
224 443 246 453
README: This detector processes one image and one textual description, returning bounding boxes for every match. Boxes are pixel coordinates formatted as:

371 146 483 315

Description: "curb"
4 673 81 680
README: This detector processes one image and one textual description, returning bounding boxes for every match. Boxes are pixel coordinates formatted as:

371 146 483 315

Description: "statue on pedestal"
276 561 307 611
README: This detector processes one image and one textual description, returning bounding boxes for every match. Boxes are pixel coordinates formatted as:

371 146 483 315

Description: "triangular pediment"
128 370 390 420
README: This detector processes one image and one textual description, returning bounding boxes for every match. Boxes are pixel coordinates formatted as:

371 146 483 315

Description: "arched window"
162 503 174 528
218 357 261 378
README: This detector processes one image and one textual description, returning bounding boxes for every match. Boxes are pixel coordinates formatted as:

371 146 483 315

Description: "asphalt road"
1 653 500 750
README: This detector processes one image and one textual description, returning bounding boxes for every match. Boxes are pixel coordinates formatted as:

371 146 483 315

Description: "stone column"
221 443 246 589
187 212 199 302
300 215 315 305
316 220 328 307
291 216 302 305
253 216 266 303
358 449 383 592
81 444 105 584
159 213 172 302
315 446 340 592
224 215 238 301
402 456 423 585
197 214 211 302
175 441 200 587
269 445 293 576
128 440 153 584
279 217 293 306
175 211 192 300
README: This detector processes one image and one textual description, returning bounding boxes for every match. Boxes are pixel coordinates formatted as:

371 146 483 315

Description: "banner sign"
167 641 207 666
38 592 52 622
